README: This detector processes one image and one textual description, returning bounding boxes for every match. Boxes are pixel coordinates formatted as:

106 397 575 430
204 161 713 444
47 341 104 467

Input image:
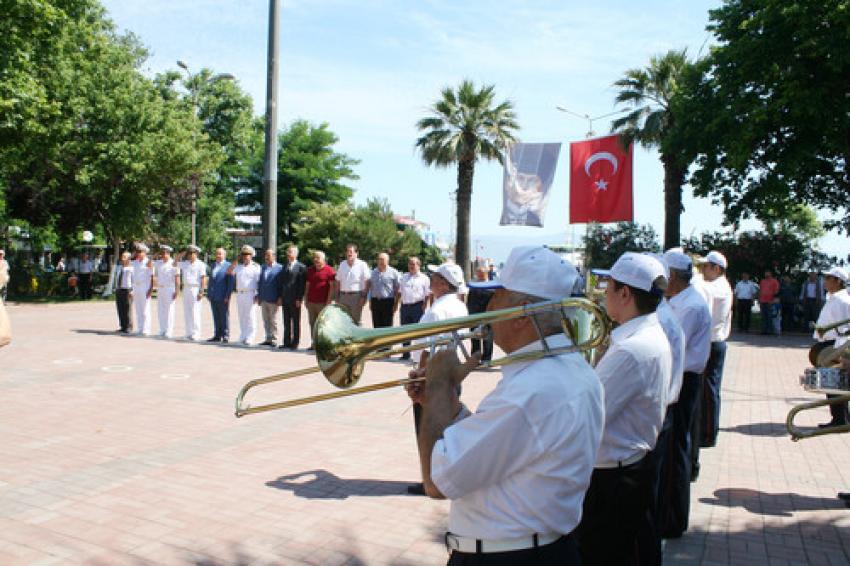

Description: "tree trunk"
455 158 475 280
662 156 685 250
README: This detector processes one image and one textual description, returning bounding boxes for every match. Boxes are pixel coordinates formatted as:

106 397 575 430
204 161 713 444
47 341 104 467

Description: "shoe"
690 463 700 482
406 483 426 496
818 420 848 429
259 340 273 346
221 338 228 343
206 336 220 342
400 354 411 360
279 345 290 350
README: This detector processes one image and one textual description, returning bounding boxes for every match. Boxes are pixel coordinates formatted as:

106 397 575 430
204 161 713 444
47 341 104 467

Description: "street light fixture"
176 61 235 247
555 105 628 139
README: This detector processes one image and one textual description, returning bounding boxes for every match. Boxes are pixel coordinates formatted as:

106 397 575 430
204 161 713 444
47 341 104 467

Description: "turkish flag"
569 134 633 223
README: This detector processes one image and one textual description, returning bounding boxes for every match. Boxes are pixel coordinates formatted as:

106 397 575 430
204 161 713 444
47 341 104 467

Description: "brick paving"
1 300 849 565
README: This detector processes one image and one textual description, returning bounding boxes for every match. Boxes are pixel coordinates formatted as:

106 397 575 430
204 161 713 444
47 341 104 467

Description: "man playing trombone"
810 266 850 428
409 245 604 565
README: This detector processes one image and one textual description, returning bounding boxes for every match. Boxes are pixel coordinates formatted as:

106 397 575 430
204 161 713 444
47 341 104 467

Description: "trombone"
235 297 610 417
786 395 850 441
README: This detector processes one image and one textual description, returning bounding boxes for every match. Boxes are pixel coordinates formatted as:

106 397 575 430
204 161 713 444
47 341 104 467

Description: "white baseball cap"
467 245 578 301
609 252 667 292
700 250 727 270
644 252 670 281
663 249 692 272
428 262 466 292
823 267 849 283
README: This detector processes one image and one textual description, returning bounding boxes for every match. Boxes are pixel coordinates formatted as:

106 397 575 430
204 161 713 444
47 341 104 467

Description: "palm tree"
611 49 692 250
415 80 519 278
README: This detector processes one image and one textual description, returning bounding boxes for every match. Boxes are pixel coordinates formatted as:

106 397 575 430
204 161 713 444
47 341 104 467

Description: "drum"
800 367 850 395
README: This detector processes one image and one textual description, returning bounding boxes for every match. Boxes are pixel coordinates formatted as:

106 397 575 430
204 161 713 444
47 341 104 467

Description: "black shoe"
221 338 228 343
406 483 426 496
817 420 847 429
259 340 273 346
690 463 700 482
206 336 220 342
279 345 290 350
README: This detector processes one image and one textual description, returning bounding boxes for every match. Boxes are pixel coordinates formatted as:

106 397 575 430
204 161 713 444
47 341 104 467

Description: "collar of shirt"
611 311 659 344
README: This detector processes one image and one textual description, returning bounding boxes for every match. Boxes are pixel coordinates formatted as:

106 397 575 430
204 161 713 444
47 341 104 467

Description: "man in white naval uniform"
153 245 180 338
227 245 262 345
131 243 154 336
177 245 207 341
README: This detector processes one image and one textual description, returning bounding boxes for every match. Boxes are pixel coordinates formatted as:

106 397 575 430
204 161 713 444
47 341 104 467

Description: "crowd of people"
405 244 849 566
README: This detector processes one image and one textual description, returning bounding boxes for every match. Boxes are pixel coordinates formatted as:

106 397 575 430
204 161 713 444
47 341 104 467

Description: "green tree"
238 120 358 239
583 222 661 269
294 198 442 270
416 80 519 279
681 0 850 231
611 50 694 249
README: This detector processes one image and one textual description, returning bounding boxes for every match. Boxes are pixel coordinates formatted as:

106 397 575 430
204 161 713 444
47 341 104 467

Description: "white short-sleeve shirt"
668 284 712 374
416 293 468 363
399 272 431 304
154 258 179 289
178 260 207 287
336 259 370 292
815 288 850 347
432 334 604 539
594 312 671 467
131 258 152 291
234 262 261 293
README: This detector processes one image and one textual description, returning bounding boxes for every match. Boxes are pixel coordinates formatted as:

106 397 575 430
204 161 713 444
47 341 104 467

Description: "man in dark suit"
207 247 234 342
279 245 307 350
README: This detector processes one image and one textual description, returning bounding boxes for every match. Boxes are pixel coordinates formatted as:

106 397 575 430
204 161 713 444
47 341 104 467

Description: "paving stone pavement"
1 300 849 565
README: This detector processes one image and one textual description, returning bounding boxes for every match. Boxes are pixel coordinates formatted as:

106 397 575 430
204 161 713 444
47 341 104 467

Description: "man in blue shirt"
207 247 234 342
258 248 283 347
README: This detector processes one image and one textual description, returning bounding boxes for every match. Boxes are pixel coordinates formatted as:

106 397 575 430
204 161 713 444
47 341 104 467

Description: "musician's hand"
406 367 426 404
425 349 481 391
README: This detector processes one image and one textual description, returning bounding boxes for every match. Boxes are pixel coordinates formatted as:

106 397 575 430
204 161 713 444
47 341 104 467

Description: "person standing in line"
335 243 370 325
658 250 711 539
279 245 307 350
131 244 154 336
409 246 603 565
406 262 468 496
758 270 780 335
810 267 850 428
366 252 400 330
779 275 797 333
78 252 94 300
466 266 495 362
576 252 671 566
115 251 134 334
696 251 733 449
228 245 261 346
257 249 283 347
176 245 207 341
800 271 825 330
303 250 336 351
207 248 234 343
0 250 8 302
152 245 179 338
733 272 758 332
397 256 431 361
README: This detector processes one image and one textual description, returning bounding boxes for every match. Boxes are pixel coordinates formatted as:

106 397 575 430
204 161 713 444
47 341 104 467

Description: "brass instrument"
787 366 850 440
814 317 850 338
235 297 611 417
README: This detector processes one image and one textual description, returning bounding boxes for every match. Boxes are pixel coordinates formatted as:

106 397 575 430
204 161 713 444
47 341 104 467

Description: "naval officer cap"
186 244 201 253
240 245 256 257
135 243 149 253
159 244 173 253
468 245 579 301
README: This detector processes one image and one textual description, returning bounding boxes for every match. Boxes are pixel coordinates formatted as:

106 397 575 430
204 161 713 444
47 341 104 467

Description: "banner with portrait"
499 143 561 227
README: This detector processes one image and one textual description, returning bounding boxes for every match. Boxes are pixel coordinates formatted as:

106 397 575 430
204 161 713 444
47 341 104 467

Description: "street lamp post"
262 0 280 252
176 61 234 247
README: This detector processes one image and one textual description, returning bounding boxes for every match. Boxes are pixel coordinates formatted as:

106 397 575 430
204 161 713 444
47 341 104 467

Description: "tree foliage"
237 120 358 238
676 0 850 231
416 80 519 278
294 198 442 270
583 222 661 269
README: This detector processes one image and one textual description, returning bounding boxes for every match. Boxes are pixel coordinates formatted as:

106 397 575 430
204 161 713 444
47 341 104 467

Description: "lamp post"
176 61 235 246
555 105 628 139
262 0 280 252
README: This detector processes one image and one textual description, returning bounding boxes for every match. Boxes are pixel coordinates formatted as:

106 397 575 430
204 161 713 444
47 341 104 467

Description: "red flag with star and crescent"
569 134 633 223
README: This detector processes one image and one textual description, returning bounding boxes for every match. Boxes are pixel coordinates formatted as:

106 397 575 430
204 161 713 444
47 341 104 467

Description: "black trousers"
282 300 302 348
210 299 229 340
577 457 652 566
79 273 93 300
447 534 580 566
661 372 702 538
471 325 493 362
115 288 132 332
736 298 753 331
400 302 425 355
370 297 395 328
637 407 673 566
803 298 822 328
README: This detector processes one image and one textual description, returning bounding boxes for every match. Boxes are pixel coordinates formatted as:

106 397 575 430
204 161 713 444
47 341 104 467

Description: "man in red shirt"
758 270 780 335
304 250 336 350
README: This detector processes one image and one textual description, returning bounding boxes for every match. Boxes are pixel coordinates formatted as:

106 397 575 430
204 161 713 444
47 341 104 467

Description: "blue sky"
101 0 845 264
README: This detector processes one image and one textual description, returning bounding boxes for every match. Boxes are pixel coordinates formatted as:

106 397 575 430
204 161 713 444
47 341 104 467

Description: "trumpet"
235 297 611 417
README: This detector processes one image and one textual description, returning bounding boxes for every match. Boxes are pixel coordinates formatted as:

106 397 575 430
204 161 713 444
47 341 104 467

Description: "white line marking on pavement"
160 373 190 380
101 365 133 373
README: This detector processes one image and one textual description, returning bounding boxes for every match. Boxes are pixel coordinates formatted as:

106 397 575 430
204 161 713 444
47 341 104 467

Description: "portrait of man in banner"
500 142 561 227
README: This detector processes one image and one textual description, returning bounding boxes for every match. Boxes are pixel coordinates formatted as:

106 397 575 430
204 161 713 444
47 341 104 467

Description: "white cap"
240 245 256 257
609 252 667 292
467 245 578 301
823 267 848 283
701 250 727 269
663 249 692 272
135 243 149 253
428 262 466 293
159 244 173 253
644 252 669 281
186 244 201 253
